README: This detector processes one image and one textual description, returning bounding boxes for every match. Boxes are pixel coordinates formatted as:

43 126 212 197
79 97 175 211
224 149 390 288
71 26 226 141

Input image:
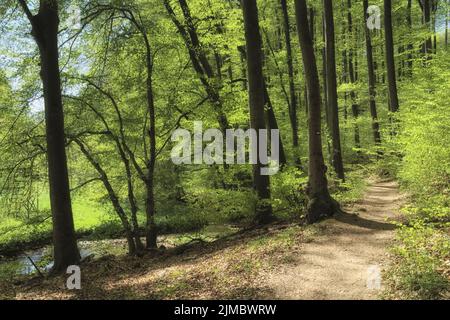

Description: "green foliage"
387 222 450 299
271 167 307 219
383 53 450 299
184 188 256 224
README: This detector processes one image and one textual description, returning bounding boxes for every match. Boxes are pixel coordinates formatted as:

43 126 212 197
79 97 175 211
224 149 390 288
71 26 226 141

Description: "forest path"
265 179 404 300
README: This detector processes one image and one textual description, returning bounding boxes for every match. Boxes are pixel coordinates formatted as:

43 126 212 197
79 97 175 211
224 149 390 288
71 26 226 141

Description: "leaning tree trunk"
20 0 80 272
363 0 382 146
384 0 400 113
294 0 340 224
241 0 273 224
324 0 345 181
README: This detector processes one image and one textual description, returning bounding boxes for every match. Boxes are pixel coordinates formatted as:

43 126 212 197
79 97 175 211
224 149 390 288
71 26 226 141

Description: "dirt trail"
266 179 404 300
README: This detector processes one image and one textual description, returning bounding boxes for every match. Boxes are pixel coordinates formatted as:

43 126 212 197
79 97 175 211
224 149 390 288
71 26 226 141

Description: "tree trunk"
406 0 414 76
294 0 339 224
422 0 433 56
241 0 273 224
74 139 138 255
363 0 382 146
446 0 449 49
239 45 288 167
384 0 400 112
21 0 80 272
280 0 300 158
347 0 361 151
324 0 345 180
143 30 158 250
264 84 288 167
164 0 230 133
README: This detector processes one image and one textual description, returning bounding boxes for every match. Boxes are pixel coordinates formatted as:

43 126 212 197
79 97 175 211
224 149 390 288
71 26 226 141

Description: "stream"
0 225 239 278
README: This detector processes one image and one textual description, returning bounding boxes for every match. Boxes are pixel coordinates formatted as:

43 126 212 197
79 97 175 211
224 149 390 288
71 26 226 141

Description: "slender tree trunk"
346 0 361 151
446 0 449 49
384 0 400 112
342 50 349 121
74 139 138 255
239 44 288 167
423 0 433 56
19 0 80 272
321 13 333 167
324 0 345 180
280 0 300 159
432 1 437 53
241 0 273 224
363 0 382 146
294 0 339 224
143 36 158 250
406 0 414 75
264 84 288 167
164 0 230 133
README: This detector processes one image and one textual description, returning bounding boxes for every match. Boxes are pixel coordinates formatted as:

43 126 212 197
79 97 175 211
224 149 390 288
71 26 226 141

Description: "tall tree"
18 0 80 272
323 0 345 180
384 0 400 113
346 0 361 150
294 0 340 223
446 0 449 49
419 0 433 56
445 0 450 49
406 0 414 75
363 0 382 145
280 0 300 161
241 0 273 224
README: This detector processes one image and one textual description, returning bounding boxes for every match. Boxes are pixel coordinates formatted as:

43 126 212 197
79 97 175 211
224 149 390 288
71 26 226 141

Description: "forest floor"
3 178 405 300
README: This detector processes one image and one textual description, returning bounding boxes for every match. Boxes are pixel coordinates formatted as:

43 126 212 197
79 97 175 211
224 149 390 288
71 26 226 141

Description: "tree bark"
422 0 433 56
241 0 273 224
280 0 300 157
363 0 382 146
446 0 449 49
406 0 414 76
324 0 345 180
20 0 80 272
384 0 400 112
294 0 339 224
264 84 288 167
346 0 361 150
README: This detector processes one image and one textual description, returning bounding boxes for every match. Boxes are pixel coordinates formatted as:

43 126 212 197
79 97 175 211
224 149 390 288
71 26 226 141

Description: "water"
15 247 93 275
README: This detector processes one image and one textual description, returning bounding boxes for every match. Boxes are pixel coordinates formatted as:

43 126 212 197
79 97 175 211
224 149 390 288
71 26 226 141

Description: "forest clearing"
0 0 449 304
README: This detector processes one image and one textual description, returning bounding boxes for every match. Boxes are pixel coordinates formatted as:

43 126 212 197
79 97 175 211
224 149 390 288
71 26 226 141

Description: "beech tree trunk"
347 0 361 150
19 0 80 272
280 0 300 159
324 0 345 180
446 0 449 49
406 0 414 76
363 0 382 146
384 0 400 113
241 0 273 224
294 0 339 224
